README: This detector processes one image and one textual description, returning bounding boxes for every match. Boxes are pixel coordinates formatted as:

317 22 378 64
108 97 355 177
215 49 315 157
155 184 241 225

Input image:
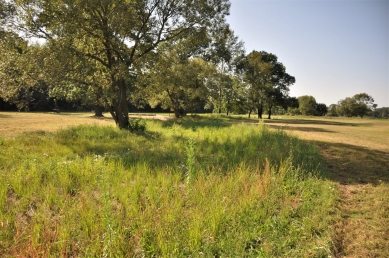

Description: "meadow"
0 112 387 257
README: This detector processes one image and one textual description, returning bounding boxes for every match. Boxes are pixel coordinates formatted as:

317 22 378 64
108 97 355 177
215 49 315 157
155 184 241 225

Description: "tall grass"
0 117 337 257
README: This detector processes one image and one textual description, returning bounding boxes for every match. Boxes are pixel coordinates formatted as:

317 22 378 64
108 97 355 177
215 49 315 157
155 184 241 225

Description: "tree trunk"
109 80 129 129
248 110 252 118
94 105 104 117
268 108 272 119
173 108 181 118
257 105 263 119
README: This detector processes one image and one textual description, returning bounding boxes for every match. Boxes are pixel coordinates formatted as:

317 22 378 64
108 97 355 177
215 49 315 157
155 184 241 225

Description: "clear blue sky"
227 0 389 108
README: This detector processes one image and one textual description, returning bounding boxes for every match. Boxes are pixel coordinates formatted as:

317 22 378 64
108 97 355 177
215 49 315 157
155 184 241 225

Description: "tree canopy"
336 93 377 118
12 0 230 128
237 51 295 118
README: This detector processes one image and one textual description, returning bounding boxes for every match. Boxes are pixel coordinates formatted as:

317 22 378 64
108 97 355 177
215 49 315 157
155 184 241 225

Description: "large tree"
236 51 295 119
13 0 230 129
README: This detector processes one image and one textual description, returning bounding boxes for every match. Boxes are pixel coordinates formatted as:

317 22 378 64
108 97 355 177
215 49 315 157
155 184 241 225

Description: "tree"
353 93 377 118
0 37 47 111
237 51 295 119
315 103 327 116
298 95 317 115
336 97 356 117
204 25 244 114
327 104 338 116
14 0 230 129
336 93 376 118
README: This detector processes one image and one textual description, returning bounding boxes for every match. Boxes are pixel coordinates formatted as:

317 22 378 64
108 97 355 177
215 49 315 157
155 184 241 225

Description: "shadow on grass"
0 113 12 118
264 119 369 127
54 121 321 176
267 124 335 133
310 140 389 185
161 116 233 129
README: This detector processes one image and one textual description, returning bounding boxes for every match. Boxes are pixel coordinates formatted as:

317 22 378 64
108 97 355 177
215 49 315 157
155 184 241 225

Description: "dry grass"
264 116 389 257
0 112 172 138
0 112 114 138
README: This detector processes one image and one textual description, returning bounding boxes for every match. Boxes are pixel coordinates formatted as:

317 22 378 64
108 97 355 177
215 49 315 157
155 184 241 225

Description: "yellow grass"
0 112 172 138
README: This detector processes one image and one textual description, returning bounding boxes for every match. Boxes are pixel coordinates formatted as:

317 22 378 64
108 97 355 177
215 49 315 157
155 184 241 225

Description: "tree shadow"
266 124 335 133
310 140 389 185
161 116 232 129
264 119 369 127
0 113 12 118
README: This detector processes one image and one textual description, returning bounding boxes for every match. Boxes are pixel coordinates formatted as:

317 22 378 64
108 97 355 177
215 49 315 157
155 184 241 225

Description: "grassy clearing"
0 113 337 257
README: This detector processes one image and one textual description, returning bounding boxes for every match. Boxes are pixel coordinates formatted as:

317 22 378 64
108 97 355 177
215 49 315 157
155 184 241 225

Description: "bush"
127 118 147 132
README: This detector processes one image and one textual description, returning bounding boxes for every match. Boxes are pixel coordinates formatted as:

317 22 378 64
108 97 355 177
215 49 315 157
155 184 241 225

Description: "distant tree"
327 104 338 116
315 103 327 116
298 95 317 115
336 93 377 118
353 93 377 118
236 51 294 119
286 96 299 109
372 107 389 118
286 96 300 115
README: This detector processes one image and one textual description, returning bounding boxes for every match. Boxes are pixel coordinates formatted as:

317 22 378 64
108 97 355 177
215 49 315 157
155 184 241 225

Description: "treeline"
283 93 385 118
0 1 385 127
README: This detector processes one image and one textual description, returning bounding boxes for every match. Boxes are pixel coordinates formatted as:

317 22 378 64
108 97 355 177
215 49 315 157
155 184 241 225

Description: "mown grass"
0 115 338 257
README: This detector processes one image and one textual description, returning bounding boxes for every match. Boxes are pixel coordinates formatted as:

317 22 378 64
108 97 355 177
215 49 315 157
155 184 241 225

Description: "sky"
226 0 389 107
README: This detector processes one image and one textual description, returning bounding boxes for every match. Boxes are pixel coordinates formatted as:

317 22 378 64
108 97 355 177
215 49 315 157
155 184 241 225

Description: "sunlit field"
264 115 389 257
0 112 338 257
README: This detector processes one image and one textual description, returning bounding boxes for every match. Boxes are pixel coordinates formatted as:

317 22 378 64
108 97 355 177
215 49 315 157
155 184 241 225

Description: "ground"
0 112 388 257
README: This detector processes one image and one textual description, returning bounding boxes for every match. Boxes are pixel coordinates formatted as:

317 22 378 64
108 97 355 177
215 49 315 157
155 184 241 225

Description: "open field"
0 112 388 257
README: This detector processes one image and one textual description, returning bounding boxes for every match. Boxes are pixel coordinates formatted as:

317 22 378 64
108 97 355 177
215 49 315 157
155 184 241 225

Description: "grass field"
264 116 389 257
0 112 388 257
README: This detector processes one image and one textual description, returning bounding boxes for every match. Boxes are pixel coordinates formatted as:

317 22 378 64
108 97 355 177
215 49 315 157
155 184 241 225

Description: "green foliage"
315 103 328 116
0 38 47 111
0 117 338 256
127 118 147 132
298 95 317 115
336 93 376 118
327 104 338 116
372 107 389 118
140 43 215 118
236 51 295 118
13 0 230 128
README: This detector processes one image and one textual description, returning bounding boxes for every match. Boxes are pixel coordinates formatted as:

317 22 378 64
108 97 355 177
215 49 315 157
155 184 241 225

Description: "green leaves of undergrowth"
0 118 337 257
